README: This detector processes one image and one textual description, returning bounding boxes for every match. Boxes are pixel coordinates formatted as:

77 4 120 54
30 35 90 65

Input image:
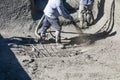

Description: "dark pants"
40 15 61 41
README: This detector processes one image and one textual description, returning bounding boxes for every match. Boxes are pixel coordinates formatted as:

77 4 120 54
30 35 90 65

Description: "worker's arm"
56 0 73 20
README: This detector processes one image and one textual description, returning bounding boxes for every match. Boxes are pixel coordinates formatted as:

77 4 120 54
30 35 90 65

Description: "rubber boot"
79 12 84 28
86 11 92 26
82 13 88 29
55 30 61 43
39 32 46 43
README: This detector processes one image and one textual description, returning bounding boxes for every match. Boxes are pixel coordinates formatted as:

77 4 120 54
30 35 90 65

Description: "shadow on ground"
5 36 38 48
0 35 31 80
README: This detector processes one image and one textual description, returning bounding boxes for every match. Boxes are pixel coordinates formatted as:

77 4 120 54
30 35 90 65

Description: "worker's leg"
78 4 85 27
86 4 94 25
47 17 61 43
40 16 50 40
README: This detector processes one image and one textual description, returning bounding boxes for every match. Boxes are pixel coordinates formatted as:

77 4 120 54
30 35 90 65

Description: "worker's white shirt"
80 0 93 5
44 0 70 19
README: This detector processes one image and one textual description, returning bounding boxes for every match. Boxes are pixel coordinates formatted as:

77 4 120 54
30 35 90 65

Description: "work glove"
68 15 74 21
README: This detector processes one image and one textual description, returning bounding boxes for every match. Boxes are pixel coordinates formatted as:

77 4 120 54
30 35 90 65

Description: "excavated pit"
1 0 120 80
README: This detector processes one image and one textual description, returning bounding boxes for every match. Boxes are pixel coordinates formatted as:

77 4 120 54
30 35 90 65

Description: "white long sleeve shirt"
80 0 94 5
44 0 70 19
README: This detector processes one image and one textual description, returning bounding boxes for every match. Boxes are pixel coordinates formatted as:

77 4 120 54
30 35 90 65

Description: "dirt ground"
0 0 120 80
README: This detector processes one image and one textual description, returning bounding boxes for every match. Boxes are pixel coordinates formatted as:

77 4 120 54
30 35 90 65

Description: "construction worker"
39 0 73 43
78 0 94 29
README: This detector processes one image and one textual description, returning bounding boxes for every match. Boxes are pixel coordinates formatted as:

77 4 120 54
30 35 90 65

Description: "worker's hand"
68 15 74 21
